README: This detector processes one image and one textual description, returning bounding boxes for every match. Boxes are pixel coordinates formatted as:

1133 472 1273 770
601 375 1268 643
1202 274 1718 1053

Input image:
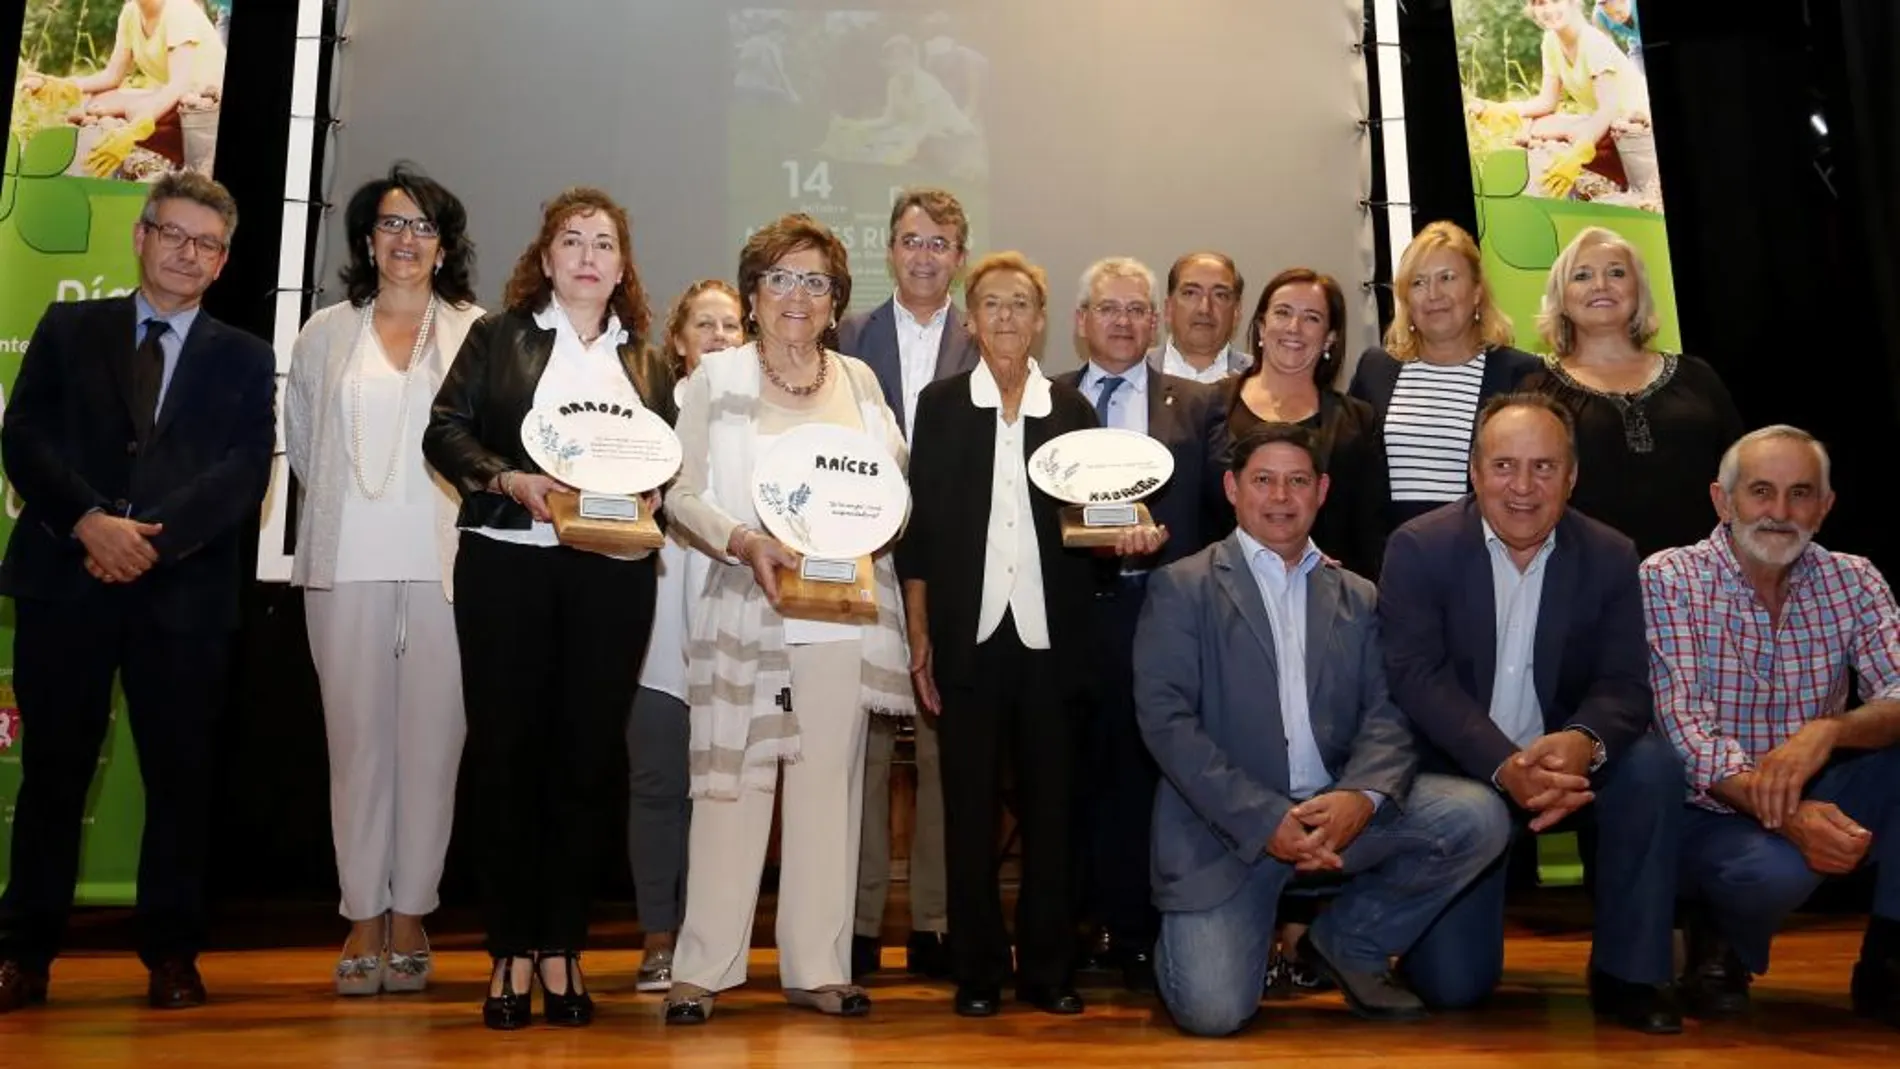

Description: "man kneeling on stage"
1645 424 1900 1028
1133 424 1510 1036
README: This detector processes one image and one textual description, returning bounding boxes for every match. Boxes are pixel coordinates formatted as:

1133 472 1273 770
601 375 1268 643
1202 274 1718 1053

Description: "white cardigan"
285 298 484 593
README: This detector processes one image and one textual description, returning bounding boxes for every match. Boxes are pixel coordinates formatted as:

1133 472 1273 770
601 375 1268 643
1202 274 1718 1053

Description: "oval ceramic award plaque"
520 399 682 495
751 423 909 560
1028 427 1174 506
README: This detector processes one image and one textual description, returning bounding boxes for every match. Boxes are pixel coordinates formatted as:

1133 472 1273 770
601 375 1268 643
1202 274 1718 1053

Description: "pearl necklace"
348 296 436 500
760 348 829 396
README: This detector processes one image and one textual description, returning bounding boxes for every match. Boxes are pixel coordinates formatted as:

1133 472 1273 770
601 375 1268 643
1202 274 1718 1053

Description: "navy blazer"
1134 534 1415 912
1054 365 1231 567
1348 345 1542 528
0 297 277 632
1377 497 1652 780
835 298 981 433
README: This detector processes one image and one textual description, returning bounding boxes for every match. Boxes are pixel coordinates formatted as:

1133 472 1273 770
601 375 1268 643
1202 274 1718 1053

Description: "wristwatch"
1566 726 1609 773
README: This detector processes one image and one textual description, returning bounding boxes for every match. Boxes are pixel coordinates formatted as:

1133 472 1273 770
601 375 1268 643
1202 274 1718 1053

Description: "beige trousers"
673 640 870 992
855 713 948 937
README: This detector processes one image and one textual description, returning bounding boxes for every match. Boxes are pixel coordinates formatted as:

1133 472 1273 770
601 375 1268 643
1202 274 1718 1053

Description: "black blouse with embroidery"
1525 353 1744 559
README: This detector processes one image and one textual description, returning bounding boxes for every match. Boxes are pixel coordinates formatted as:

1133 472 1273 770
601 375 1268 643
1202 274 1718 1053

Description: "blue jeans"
1681 744 1900 974
1402 731 1684 1006
1154 774 1510 1037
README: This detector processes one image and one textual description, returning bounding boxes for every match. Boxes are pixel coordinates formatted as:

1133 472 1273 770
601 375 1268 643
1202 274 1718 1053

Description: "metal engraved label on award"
752 423 910 623
521 399 682 555
1028 428 1173 547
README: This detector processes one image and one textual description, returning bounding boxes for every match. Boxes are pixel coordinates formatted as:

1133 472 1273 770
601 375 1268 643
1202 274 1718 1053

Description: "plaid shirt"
1642 526 1900 810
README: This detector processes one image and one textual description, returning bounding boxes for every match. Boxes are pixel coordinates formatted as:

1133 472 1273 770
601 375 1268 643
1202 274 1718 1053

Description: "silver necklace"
348 296 437 500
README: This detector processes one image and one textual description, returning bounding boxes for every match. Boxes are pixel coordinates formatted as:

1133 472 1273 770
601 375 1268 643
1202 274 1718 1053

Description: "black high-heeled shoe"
482 955 533 1030
538 951 594 1027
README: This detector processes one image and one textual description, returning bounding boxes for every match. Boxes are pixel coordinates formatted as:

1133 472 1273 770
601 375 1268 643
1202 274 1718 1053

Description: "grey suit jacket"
836 298 981 432
1134 532 1417 912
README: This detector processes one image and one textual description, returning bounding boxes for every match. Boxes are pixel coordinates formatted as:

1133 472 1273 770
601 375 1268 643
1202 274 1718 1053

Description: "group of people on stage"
1 167 1896 1042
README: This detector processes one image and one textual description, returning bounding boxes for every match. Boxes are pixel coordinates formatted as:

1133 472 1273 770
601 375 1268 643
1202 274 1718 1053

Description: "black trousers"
0 591 230 970
452 535 655 958
937 613 1080 990
1078 573 1160 949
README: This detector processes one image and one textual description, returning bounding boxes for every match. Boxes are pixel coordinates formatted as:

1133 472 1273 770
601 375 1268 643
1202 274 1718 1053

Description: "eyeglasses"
896 233 959 255
760 268 837 298
1091 301 1154 321
142 221 227 258
374 214 440 239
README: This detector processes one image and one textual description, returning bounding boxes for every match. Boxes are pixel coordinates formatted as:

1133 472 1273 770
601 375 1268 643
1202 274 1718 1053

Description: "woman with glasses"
1225 268 1388 579
661 214 914 1024
424 187 674 1030
286 163 481 996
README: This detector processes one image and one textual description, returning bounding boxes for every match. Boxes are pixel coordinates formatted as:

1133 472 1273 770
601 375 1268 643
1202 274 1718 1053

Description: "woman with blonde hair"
1525 226 1742 556
624 279 744 995
1349 221 1541 529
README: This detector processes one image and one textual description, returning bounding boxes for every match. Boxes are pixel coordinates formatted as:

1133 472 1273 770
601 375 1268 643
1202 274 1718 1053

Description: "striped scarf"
685 345 915 800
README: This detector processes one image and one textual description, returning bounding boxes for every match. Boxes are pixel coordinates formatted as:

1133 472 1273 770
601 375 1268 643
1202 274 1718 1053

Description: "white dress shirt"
894 298 950 439
1161 339 1250 384
1078 359 1149 435
475 299 639 547
1236 529 1329 799
972 358 1052 649
1483 519 1558 749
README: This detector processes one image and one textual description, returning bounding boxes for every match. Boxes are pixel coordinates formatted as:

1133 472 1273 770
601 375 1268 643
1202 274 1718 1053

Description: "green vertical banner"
2 0 237 904
1452 0 1678 354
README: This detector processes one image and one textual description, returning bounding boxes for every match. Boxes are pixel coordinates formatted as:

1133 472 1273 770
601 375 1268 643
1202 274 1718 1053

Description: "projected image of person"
922 16 989 130
818 34 985 180
623 280 745 997
1465 0 1655 204
733 12 802 105
15 0 229 178
662 215 914 1025
423 187 675 1031
1225 269 1389 580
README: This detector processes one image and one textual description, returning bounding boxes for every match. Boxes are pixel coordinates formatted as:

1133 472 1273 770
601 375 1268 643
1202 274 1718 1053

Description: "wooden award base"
548 490 665 555
776 555 878 624
1060 502 1155 547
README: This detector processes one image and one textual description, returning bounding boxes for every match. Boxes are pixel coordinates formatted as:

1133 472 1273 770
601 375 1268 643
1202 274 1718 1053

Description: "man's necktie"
1093 374 1125 426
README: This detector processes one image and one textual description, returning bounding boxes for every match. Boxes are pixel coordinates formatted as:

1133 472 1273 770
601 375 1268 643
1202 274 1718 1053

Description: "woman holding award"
900 252 1164 1018
423 187 676 1030
286 164 481 996
624 280 744 995
661 215 914 1024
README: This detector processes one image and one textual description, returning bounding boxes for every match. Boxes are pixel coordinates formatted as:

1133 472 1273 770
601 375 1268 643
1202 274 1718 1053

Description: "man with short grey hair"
1058 256 1229 989
0 172 275 1013
1644 424 1900 1028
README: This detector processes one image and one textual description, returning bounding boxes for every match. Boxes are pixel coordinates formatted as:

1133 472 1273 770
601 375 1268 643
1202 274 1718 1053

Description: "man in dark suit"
1057 256 1228 988
835 187 979 979
1135 423 1509 1036
0 173 276 1012
1378 392 1685 1033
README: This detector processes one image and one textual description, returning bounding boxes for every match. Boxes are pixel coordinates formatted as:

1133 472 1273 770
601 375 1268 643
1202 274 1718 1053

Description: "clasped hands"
76 511 163 584
1730 719 1870 876
1496 729 1598 832
1265 791 1375 874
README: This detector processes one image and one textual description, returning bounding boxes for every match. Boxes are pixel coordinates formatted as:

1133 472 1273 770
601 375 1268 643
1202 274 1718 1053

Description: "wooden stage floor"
1 916 1893 1066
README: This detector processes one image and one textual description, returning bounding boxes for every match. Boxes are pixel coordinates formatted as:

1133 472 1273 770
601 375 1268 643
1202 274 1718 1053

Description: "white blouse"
332 332 443 582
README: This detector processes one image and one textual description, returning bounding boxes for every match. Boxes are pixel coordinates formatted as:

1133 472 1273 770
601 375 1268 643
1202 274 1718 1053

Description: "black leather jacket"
424 308 678 531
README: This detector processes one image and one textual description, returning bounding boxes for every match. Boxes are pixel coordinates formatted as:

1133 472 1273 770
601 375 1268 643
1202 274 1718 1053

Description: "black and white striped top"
1384 353 1487 503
